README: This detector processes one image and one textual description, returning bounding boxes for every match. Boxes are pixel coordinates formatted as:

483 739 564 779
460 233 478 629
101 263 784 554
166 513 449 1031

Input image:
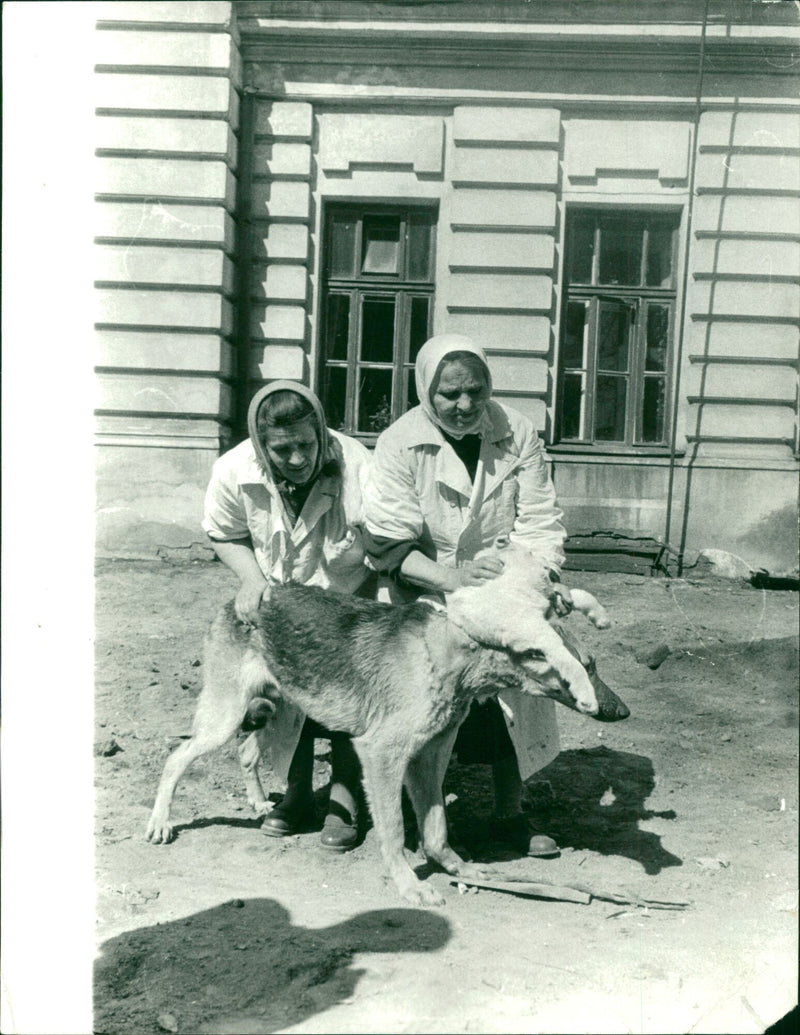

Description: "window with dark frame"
319 204 437 440
557 210 680 449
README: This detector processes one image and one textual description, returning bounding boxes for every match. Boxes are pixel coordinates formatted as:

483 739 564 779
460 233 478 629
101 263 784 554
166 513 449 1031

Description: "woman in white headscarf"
364 334 568 857
203 381 373 851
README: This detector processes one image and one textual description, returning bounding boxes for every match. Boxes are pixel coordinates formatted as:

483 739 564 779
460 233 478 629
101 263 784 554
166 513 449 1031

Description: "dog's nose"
592 680 631 723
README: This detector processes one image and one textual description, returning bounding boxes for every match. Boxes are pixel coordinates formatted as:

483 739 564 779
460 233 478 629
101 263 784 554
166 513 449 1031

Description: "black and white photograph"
2 2 798 1033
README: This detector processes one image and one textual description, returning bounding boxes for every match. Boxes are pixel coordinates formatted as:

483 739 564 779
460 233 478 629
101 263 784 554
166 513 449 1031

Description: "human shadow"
446 746 682 876
95 897 450 1035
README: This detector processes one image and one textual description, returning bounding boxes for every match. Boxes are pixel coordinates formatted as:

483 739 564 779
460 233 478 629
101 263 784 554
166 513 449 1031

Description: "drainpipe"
663 0 710 575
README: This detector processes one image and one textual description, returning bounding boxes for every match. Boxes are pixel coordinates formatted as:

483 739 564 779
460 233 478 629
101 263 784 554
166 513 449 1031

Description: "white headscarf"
414 333 494 439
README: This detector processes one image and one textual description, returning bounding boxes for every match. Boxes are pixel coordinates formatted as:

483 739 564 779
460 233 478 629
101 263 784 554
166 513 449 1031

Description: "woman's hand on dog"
235 579 271 625
450 556 505 590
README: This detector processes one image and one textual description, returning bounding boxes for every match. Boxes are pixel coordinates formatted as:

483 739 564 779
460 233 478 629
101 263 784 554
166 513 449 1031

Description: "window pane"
362 217 400 274
597 304 630 371
595 375 627 441
570 218 595 283
408 216 433 280
323 366 348 432
358 368 393 433
642 377 666 443
361 298 395 362
646 223 674 288
598 218 643 286
329 213 356 278
407 368 419 410
562 373 584 439
324 294 350 361
563 301 588 368
646 305 669 372
409 296 430 362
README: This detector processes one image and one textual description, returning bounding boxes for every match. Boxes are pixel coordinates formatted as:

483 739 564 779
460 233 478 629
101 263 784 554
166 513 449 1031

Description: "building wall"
94 2 800 572
94 1 240 555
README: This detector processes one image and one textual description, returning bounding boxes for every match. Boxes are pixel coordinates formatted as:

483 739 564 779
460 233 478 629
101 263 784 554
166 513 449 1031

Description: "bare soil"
93 561 798 1035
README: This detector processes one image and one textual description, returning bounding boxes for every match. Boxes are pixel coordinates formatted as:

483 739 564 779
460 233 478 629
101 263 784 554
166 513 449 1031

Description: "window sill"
547 443 686 460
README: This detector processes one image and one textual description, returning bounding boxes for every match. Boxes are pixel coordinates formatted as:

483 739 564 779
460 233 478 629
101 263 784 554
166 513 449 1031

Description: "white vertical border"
2 4 97 1033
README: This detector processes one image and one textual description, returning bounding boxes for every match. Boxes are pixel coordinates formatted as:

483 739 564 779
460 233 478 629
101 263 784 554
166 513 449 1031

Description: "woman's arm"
211 537 270 624
399 549 504 594
508 419 567 575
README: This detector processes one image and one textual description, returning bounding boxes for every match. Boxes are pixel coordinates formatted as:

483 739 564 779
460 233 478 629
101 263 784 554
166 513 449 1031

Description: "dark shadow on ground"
94 898 451 1034
446 746 682 875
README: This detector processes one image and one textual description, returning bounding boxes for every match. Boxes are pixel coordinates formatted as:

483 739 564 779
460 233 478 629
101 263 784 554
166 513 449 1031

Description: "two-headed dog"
147 541 628 906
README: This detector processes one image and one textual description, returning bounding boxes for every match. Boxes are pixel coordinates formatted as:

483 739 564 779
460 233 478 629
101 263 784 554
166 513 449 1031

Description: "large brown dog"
147 566 628 906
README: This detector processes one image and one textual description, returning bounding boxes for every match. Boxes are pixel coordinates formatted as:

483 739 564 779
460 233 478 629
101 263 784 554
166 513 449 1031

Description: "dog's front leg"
355 739 446 908
405 728 497 883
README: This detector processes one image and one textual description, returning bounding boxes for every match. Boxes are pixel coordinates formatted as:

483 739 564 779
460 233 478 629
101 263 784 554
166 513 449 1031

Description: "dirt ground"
93 560 798 1035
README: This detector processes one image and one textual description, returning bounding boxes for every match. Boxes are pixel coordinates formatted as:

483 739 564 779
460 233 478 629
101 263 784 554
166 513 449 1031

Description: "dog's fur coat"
147 548 628 905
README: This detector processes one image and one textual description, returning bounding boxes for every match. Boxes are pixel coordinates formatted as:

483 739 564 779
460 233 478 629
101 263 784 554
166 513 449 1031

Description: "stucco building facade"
94 1 799 574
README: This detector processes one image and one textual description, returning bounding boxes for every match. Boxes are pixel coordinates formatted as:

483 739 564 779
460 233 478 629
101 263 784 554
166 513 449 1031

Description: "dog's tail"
569 589 611 629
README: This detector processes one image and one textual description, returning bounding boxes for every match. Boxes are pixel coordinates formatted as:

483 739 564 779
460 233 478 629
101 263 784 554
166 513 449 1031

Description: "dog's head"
506 628 629 722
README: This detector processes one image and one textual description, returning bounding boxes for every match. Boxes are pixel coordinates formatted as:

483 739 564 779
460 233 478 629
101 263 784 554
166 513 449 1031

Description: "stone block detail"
488 355 549 394
248 345 307 382
250 264 308 302
96 372 233 418
95 202 235 251
252 141 312 179
449 273 552 311
699 110 800 150
688 402 794 441
251 304 307 342
318 112 444 174
96 288 233 334
96 116 236 161
453 148 558 187
254 101 313 139
450 189 556 229
453 107 560 145
564 119 691 183
95 329 234 375
252 181 311 221
96 157 236 209
450 231 554 271
446 312 551 352
95 245 234 293
96 29 235 69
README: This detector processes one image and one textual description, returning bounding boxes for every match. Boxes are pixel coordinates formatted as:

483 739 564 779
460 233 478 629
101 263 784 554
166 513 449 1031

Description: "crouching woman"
203 381 373 851
364 334 568 857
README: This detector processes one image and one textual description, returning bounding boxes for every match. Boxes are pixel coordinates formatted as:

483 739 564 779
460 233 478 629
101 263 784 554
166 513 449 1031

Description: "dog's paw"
401 881 446 908
453 861 499 882
248 798 270 814
145 817 174 844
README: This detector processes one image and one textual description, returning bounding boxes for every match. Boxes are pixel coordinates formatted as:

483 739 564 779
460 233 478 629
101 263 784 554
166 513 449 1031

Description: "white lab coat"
365 401 566 779
204 429 372 779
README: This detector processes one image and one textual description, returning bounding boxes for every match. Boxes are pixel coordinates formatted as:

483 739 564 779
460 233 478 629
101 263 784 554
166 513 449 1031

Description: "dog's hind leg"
146 675 250 844
238 729 271 812
355 739 446 908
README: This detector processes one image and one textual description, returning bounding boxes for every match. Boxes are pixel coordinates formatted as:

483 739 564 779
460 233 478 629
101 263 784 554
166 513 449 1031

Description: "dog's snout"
592 682 631 723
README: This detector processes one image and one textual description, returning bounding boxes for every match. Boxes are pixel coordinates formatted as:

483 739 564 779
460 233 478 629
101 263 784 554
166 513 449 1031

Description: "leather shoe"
319 813 358 853
261 798 315 838
489 814 559 857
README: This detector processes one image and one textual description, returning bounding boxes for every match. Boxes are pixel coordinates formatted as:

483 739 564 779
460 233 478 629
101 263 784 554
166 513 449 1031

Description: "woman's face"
263 418 319 484
430 359 490 434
